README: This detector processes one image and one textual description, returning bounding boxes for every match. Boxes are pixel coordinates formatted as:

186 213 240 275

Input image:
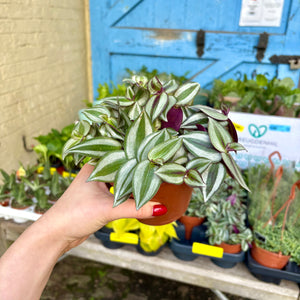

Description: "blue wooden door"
89 0 300 98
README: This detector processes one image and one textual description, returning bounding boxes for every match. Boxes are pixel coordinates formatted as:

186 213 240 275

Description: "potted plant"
63 75 249 225
33 188 52 214
178 188 209 241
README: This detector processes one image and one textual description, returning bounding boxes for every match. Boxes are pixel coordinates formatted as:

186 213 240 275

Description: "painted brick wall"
0 0 91 173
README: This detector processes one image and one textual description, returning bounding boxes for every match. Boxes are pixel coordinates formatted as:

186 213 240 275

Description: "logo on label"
248 124 267 138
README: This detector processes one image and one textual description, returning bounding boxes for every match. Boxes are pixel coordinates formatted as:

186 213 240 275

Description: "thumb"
107 198 167 222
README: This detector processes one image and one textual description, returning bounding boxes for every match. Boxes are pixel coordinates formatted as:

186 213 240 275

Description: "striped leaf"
151 92 168 121
191 105 228 121
155 163 186 185
182 132 221 162
160 95 177 122
81 107 111 124
184 169 205 187
95 96 133 107
62 138 80 160
137 129 171 162
226 142 247 152
148 137 182 165
186 157 213 173
133 160 162 209
128 102 142 120
88 150 127 182
103 124 124 141
208 118 233 152
63 137 122 159
72 120 91 138
124 111 154 159
113 158 137 206
181 112 208 127
126 86 135 99
173 156 188 165
201 163 226 202
175 82 200 106
135 87 150 106
163 79 179 94
148 76 163 94
221 153 250 192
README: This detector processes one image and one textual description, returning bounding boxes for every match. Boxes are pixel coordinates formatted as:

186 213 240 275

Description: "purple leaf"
227 118 238 142
196 124 207 132
161 107 183 131
232 225 240 234
226 194 237 206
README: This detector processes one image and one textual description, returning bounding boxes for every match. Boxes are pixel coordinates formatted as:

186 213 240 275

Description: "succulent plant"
63 75 249 209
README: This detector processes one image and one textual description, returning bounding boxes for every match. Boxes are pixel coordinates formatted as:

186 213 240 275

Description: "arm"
0 164 167 300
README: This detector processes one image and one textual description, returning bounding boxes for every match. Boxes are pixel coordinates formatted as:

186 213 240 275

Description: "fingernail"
152 204 168 216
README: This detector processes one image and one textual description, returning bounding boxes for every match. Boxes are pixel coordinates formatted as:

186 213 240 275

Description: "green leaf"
160 96 177 122
182 132 221 162
208 118 233 152
163 79 179 94
95 96 133 107
256 74 268 87
184 169 205 187
148 137 182 165
88 150 127 182
191 105 228 121
186 157 213 173
103 124 124 141
137 129 171 162
221 152 250 192
201 163 226 202
113 158 137 206
80 107 110 123
124 111 154 159
152 93 169 121
63 137 122 159
181 112 208 127
155 163 186 185
72 120 91 138
133 160 162 209
175 82 200 106
128 102 142 120
62 138 80 160
148 76 163 94
226 142 247 152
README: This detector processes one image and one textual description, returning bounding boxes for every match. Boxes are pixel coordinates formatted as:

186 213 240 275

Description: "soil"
41 256 251 300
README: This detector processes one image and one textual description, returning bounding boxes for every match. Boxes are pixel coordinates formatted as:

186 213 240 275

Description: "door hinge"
269 55 300 70
196 29 205 57
255 32 269 62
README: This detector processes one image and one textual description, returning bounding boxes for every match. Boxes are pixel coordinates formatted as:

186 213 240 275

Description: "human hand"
41 163 167 252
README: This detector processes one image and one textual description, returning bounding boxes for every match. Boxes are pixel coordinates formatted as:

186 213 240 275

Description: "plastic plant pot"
94 227 124 249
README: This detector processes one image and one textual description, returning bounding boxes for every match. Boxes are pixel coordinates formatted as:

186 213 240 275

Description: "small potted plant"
33 188 52 214
63 75 249 225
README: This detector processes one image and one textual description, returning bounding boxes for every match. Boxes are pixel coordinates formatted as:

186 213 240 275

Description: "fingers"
108 199 167 222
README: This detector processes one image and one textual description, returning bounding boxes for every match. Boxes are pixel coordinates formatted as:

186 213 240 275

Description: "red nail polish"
152 204 168 216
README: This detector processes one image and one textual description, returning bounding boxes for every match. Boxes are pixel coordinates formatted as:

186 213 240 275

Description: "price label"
192 242 224 258
110 232 139 245
233 122 245 132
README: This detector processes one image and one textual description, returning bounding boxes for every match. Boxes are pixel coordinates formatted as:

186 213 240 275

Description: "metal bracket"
269 55 300 70
196 29 205 57
255 32 269 62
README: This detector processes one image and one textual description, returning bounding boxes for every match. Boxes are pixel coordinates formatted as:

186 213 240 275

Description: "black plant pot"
94 227 124 249
136 243 164 257
245 251 300 285
211 251 245 269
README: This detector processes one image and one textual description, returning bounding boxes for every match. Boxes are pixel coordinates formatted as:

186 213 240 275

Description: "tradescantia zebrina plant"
62 75 249 210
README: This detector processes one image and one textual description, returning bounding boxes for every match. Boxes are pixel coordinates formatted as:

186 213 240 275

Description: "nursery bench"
0 218 299 300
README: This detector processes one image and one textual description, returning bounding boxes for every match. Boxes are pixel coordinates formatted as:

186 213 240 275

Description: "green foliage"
205 176 252 251
209 74 300 117
63 75 249 209
185 188 210 218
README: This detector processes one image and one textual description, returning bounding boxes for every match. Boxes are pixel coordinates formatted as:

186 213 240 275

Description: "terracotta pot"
138 182 193 226
216 242 242 254
179 215 205 240
0 199 9 207
251 243 290 269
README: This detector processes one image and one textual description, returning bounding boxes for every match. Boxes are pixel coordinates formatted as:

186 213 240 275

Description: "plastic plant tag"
62 171 76 178
192 242 224 258
110 232 139 245
254 231 267 243
233 122 244 132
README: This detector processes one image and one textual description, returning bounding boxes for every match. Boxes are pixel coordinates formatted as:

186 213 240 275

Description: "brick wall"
0 0 91 173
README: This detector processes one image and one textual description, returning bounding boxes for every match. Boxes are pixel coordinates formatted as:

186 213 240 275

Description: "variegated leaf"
63 137 122 159
126 86 135 99
133 160 162 209
95 96 133 107
163 79 179 94
147 76 163 94
155 163 186 185
201 163 226 202
160 95 177 122
104 124 124 141
226 142 247 152
181 132 221 162
151 92 168 121
191 105 228 121
72 120 91 138
137 129 171 162
186 157 213 173
208 118 233 152
128 102 142 120
135 87 150 106
81 107 111 124
181 112 208 127
148 137 182 165
221 153 250 192
175 82 200 106
62 138 80 160
173 156 188 165
184 169 205 187
124 111 154 159
113 158 137 206
88 150 127 182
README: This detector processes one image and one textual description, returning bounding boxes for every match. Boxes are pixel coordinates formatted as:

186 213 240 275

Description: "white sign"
229 112 300 169
239 0 284 27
